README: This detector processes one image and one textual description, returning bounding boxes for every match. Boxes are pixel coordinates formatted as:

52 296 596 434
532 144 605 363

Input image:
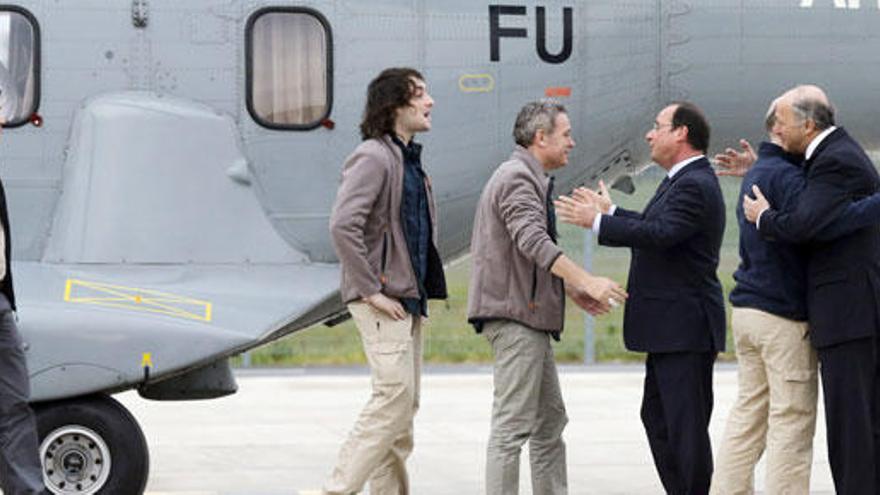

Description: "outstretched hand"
554 194 600 228
582 275 627 308
568 286 611 316
567 277 627 316
715 139 757 177
572 180 613 214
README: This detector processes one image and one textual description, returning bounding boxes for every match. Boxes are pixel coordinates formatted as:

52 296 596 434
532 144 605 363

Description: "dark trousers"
818 336 880 495
641 351 716 495
0 312 47 495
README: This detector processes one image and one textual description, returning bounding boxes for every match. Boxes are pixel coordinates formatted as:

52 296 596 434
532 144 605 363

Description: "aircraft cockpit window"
0 7 38 128
246 8 332 130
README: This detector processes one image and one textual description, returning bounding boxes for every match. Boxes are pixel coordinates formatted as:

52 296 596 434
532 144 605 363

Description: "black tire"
33 394 149 495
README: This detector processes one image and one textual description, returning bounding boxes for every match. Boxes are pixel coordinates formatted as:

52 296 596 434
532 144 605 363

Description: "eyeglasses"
651 122 676 131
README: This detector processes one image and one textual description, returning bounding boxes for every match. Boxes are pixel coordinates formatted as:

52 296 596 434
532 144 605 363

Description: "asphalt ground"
121 365 834 494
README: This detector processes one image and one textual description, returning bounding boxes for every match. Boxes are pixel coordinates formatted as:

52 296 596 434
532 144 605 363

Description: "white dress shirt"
805 126 837 161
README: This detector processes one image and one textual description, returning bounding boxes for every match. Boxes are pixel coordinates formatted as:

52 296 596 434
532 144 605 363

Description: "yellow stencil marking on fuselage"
458 73 495 93
63 279 212 322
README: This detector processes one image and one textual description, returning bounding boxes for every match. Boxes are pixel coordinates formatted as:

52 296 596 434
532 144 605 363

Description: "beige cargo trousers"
711 307 818 495
323 302 422 495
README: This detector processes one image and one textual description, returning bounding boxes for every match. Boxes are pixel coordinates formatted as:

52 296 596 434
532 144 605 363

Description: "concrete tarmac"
121 365 834 494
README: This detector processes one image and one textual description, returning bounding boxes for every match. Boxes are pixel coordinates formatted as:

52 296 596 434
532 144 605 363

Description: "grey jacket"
330 135 446 305
467 147 565 333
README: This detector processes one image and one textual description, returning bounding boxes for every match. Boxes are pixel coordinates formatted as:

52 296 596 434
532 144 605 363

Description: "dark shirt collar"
391 135 423 162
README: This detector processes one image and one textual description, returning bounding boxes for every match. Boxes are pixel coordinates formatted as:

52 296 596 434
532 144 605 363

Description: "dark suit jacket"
599 157 726 353
759 128 880 348
0 177 14 311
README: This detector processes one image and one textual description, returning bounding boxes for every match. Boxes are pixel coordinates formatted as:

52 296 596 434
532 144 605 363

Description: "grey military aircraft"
0 0 875 493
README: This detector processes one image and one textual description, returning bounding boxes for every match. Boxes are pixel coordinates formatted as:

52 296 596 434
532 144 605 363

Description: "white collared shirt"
805 126 837 161
592 155 705 233
756 126 837 228
666 154 704 179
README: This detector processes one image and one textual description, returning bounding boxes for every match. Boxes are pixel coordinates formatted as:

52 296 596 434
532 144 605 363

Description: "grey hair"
788 85 835 130
791 98 835 130
513 99 567 147
764 101 777 132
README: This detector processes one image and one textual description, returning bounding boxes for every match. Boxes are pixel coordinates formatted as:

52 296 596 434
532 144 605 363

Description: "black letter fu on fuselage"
489 5 573 64
536 6 572 64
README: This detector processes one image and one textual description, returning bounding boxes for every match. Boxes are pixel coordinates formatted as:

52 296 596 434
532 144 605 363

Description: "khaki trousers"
711 307 818 495
324 302 422 495
484 320 568 495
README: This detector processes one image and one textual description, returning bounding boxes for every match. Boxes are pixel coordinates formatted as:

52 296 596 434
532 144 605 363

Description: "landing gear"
34 394 149 494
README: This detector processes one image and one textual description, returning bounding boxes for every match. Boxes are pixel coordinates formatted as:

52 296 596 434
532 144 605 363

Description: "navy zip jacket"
730 143 810 320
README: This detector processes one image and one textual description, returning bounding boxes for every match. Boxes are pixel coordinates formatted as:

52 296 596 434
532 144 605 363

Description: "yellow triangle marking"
64 279 212 322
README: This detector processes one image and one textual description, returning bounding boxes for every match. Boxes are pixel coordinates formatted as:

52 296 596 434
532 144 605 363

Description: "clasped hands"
566 278 627 317
554 181 627 316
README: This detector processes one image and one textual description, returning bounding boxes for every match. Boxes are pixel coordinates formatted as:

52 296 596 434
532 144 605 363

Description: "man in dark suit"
743 85 880 494
556 102 726 494
0 125 49 494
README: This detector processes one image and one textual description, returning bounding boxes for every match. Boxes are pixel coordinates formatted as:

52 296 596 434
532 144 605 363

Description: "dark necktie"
645 176 671 213
546 176 557 243
657 176 671 194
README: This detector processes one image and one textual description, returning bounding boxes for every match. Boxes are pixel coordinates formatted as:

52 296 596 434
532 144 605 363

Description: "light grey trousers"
484 320 568 495
0 311 48 495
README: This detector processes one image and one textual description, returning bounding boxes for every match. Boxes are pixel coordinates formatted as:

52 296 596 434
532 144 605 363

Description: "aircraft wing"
14 261 343 401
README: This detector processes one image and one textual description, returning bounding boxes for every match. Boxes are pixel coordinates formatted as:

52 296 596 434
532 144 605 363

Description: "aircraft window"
246 8 332 130
0 7 39 128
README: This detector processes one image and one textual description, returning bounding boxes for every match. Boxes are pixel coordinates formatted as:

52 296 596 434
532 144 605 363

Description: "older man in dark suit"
744 85 880 494
556 102 726 494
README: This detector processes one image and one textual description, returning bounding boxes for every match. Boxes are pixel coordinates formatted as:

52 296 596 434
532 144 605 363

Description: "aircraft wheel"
34 394 149 495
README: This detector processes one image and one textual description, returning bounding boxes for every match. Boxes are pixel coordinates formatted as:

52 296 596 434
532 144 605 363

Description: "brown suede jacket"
329 135 446 305
467 147 565 333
